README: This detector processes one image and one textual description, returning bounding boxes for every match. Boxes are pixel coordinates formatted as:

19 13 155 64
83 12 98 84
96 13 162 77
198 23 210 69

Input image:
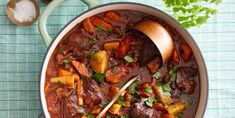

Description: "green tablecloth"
0 0 234 117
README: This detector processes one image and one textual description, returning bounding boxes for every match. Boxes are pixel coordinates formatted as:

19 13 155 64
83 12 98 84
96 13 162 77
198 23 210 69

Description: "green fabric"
0 0 234 117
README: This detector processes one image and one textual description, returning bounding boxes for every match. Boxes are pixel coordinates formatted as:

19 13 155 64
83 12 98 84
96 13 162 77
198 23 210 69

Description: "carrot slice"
92 17 112 31
58 68 73 77
82 18 95 33
104 11 121 22
71 61 91 78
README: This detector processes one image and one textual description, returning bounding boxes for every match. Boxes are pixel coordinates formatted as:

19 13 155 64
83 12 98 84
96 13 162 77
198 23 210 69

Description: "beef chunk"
83 80 102 107
129 101 154 118
63 93 83 118
176 67 198 94
46 92 62 118
67 29 94 51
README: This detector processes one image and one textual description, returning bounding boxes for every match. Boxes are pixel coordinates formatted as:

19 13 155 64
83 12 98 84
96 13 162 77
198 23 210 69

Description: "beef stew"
45 10 199 118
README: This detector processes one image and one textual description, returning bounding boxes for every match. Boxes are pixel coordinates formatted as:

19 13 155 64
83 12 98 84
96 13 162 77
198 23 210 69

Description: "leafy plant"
163 0 221 28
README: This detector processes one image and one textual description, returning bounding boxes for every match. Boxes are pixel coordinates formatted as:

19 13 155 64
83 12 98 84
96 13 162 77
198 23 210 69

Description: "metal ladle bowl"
134 20 174 65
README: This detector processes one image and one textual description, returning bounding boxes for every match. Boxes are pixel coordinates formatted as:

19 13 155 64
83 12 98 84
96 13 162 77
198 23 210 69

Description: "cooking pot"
38 0 208 117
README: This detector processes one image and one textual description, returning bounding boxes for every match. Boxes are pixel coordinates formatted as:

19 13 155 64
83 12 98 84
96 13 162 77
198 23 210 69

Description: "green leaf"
163 0 221 28
106 115 112 118
88 113 95 118
176 112 184 118
118 96 126 106
124 55 135 63
96 24 104 31
144 86 153 94
144 97 156 107
89 51 95 60
63 59 69 64
155 83 171 97
196 16 209 25
153 71 161 79
107 27 113 33
121 115 129 118
129 83 138 94
92 73 105 85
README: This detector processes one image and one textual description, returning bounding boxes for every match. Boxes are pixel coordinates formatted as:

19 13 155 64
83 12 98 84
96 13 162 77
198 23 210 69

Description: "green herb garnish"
121 114 129 118
144 97 156 107
89 51 95 60
88 113 95 118
129 83 138 94
124 55 135 63
169 65 178 82
153 71 161 79
163 0 221 28
107 27 113 33
144 86 153 94
96 24 104 31
106 115 112 118
118 96 126 106
155 83 171 97
176 112 184 118
92 73 105 85
63 59 69 64
129 83 139 97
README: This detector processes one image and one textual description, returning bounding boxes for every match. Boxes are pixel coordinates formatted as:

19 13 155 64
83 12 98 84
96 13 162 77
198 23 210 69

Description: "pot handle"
38 0 98 47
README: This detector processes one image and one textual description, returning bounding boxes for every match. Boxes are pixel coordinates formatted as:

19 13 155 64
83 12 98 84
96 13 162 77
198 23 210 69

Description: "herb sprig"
163 0 221 28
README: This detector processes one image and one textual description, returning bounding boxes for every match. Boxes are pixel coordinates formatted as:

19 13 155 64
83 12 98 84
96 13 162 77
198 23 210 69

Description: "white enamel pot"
38 0 208 117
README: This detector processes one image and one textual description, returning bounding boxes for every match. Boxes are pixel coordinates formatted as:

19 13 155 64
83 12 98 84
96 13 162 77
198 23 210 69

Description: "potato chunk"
50 76 75 86
167 101 186 115
153 85 171 105
90 50 109 74
108 104 121 114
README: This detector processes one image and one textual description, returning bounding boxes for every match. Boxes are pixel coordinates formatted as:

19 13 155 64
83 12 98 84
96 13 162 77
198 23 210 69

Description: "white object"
13 0 36 23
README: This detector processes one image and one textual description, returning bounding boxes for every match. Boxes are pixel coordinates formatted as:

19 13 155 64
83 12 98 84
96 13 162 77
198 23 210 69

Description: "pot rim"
39 2 208 118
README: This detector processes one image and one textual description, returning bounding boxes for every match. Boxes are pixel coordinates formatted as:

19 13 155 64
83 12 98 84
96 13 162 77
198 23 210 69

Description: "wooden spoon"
6 0 40 26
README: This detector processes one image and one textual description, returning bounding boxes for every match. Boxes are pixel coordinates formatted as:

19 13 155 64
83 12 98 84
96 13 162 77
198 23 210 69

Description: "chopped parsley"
169 65 178 82
89 51 95 60
144 86 153 94
124 55 135 63
129 83 138 94
79 105 84 110
118 96 126 106
92 73 105 85
143 97 157 107
106 115 112 118
87 113 95 118
107 27 113 33
176 112 184 118
63 59 69 64
155 83 171 97
129 83 139 98
96 24 104 31
121 114 129 118
153 71 161 79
